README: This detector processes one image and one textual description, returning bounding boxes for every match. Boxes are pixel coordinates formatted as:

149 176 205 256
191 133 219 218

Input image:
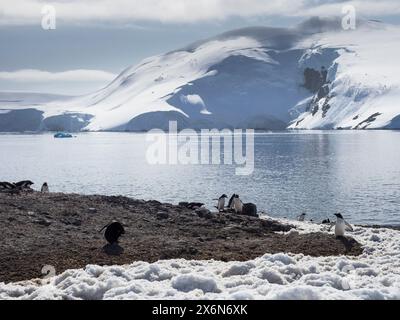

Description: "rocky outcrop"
354 113 382 129
303 67 328 93
0 192 363 283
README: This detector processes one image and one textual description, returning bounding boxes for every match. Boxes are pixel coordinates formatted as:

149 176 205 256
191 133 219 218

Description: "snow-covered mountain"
1 17 400 132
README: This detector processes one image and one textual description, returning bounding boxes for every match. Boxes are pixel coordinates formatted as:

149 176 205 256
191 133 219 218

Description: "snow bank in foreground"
1 219 400 300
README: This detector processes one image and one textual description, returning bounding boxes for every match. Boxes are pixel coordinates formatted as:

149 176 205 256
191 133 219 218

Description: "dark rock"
317 84 330 99
355 112 382 129
195 207 212 219
304 67 326 93
187 202 205 210
242 203 258 217
157 211 169 220
61 218 82 226
32 218 52 227
322 102 331 118
260 219 294 232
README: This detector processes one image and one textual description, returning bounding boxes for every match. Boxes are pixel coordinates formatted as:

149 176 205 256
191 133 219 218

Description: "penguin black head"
234 194 240 198
334 213 344 219
221 194 228 199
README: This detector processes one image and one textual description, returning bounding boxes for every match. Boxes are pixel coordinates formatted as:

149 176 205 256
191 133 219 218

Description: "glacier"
1 17 399 132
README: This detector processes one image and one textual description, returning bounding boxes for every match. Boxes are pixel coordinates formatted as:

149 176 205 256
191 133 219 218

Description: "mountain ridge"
0 17 399 132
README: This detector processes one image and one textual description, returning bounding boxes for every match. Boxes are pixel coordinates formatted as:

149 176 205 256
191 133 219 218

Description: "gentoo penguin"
333 213 353 238
233 195 243 214
41 182 49 193
297 213 306 222
214 194 227 212
187 202 204 210
99 221 125 244
0 182 16 190
227 194 237 210
14 180 34 189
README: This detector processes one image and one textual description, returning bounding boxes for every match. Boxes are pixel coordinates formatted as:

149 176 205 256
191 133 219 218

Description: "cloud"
0 0 399 25
0 69 117 82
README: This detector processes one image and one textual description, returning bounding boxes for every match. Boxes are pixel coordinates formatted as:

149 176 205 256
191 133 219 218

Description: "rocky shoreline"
0 192 363 284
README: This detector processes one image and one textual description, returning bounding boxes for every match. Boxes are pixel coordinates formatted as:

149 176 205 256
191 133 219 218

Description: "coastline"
0 192 363 284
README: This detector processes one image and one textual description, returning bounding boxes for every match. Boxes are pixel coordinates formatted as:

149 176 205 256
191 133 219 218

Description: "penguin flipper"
345 221 354 231
99 221 113 233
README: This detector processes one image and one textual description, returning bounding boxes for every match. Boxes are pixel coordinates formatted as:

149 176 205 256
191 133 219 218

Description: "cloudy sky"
1 0 399 95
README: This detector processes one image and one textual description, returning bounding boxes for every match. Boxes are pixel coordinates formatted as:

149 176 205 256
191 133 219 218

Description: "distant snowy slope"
289 22 400 130
1 17 399 132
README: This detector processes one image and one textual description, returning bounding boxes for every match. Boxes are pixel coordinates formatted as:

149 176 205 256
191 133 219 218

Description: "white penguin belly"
218 198 225 211
233 199 243 213
335 220 346 236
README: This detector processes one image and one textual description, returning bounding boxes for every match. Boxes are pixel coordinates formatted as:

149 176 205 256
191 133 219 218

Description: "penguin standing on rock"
297 213 306 222
14 180 34 190
214 194 227 212
0 182 16 191
99 221 125 244
331 213 353 238
227 194 237 210
41 182 49 193
233 195 243 214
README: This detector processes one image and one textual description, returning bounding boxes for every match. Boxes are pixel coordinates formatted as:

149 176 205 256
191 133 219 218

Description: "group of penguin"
86 195 357 245
0 180 354 244
0 180 49 193
297 212 354 237
1 179 124 246
214 194 258 217
216 195 353 237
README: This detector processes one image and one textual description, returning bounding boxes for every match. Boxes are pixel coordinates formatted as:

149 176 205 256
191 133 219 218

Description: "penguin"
227 194 237 210
297 213 306 222
0 182 17 190
14 180 34 189
233 195 243 214
41 182 49 193
322 218 331 224
99 221 125 244
187 202 204 210
214 194 227 212
332 213 353 238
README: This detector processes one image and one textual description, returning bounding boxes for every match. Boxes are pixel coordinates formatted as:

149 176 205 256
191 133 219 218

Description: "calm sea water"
0 131 399 225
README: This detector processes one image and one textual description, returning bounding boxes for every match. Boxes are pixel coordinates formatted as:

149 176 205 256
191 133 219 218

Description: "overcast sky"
1 0 399 95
